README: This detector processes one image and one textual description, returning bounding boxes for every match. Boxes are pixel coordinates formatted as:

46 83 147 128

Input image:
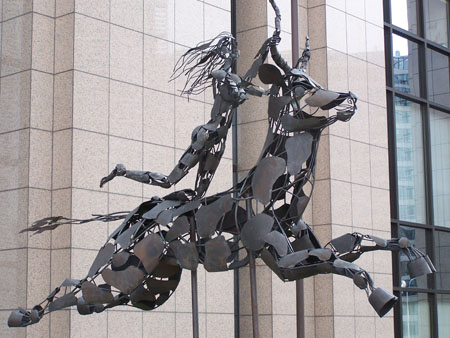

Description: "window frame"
384 0 450 337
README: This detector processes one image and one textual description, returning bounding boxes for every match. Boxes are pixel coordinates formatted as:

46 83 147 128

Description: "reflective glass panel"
395 98 426 223
399 226 428 288
430 109 450 227
393 34 421 97
424 0 449 47
391 0 418 33
437 294 450 337
402 292 431 338
435 231 450 290
427 49 450 108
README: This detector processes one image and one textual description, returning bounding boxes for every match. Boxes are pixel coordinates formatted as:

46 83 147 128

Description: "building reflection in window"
393 34 421 96
431 110 450 227
424 0 449 47
395 98 426 224
399 226 428 289
401 292 431 338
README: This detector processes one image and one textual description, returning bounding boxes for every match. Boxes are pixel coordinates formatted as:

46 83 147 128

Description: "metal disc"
258 63 284 84
81 281 114 304
134 233 164 274
285 133 313 175
196 195 234 238
170 240 199 270
102 266 146 295
281 115 326 132
278 250 309 268
165 216 190 242
252 157 286 204
204 236 231 272
264 231 288 256
309 248 333 261
241 214 274 252
48 293 77 312
330 234 358 254
305 89 339 107
88 243 115 278
268 96 291 119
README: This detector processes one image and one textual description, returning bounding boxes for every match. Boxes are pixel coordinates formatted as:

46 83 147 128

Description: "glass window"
399 226 428 289
393 34 421 97
424 0 449 47
435 231 450 290
437 294 450 337
427 49 450 108
395 98 426 223
391 0 418 34
430 109 450 227
401 292 431 338
387 0 450 337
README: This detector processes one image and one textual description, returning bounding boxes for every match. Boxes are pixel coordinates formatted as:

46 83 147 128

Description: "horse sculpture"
8 0 435 330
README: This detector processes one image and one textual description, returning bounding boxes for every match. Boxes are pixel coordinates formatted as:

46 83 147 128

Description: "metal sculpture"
8 1 435 336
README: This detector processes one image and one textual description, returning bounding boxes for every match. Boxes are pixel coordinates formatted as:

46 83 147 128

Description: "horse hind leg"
8 242 130 327
79 231 182 313
8 226 182 327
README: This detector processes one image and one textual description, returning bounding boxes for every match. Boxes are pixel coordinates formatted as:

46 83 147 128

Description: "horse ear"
258 64 283 85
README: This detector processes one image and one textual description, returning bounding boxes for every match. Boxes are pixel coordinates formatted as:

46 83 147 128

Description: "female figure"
8 32 266 327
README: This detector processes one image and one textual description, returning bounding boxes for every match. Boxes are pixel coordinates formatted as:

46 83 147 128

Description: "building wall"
1 1 233 337
0 1 55 337
235 0 393 338
235 1 298 337
305 0 393 337
0 0 393 337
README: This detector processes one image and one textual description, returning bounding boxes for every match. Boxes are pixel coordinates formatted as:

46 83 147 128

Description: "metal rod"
296 280 305 338
291 0 299 63
245 199 259 338
248 251 260 338
189 215 200 338
231 2 240 336
290 2 306 337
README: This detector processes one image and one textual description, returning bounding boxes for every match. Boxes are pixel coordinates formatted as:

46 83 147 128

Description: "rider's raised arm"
99 123 219 190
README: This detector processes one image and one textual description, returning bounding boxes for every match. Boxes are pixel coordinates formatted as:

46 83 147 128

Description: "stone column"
305 0 393 337
0 1 55 337
234 1 392 338
235 1 299 337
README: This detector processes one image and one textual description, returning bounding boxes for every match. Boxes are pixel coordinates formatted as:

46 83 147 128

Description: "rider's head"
172 33 239 96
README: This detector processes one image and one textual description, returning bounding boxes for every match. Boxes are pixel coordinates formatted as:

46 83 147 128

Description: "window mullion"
417 0 425 38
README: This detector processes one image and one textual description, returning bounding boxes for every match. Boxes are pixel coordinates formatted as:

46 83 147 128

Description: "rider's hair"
171 32 237 96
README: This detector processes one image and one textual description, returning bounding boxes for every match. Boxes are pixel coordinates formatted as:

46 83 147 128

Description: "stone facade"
0 1 392 337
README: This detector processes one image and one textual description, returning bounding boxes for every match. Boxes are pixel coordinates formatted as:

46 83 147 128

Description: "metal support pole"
248 251 260 338
189 215 200 338
290 1 305 337
296 280 305 338
245 199 259 338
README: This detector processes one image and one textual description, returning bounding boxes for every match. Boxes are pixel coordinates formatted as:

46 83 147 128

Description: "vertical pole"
296 280 305 338
245 199 259 338
189 215 200 338
231 1 241 335
248 252 260 338
291 1 305 338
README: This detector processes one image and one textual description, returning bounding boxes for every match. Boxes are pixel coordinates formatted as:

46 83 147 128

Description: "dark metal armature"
9 1 435 335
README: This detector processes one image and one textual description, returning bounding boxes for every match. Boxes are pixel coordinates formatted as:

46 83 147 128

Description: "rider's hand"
99 164 126 188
